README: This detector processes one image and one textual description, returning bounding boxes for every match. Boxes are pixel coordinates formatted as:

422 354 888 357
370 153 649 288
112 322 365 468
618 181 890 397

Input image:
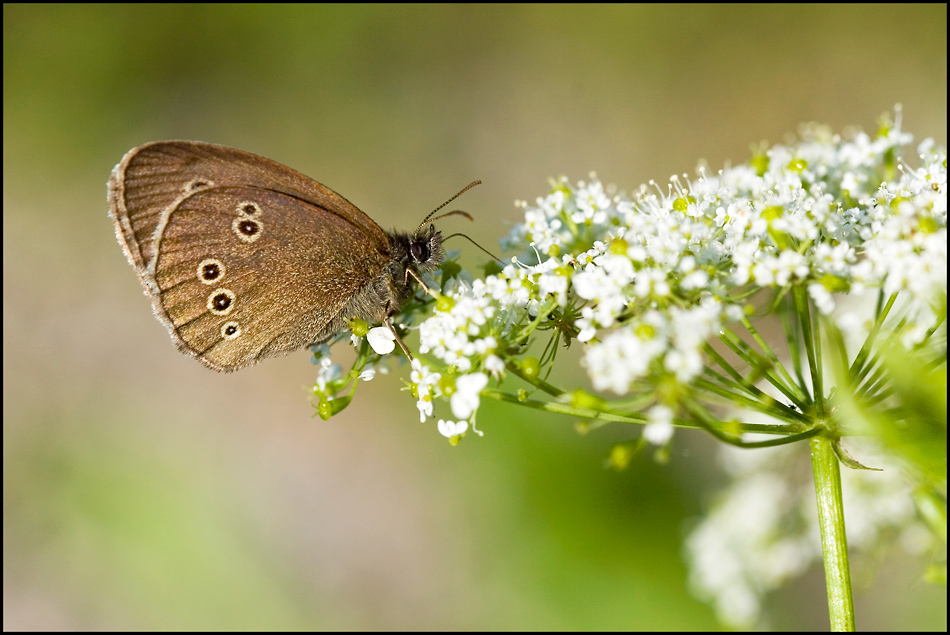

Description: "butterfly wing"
109 141 390 278
108 142 392 371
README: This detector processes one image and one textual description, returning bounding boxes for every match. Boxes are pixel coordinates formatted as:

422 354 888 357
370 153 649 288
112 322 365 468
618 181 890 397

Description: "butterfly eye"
410 241 430 263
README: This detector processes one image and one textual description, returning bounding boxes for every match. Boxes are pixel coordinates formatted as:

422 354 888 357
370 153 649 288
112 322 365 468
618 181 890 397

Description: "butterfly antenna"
428 209 473 224
443 232 504 264
418 180 482 230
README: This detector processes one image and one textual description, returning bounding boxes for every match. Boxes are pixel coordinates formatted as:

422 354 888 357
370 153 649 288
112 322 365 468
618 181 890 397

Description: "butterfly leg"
386 318 414 361
405 267 437 298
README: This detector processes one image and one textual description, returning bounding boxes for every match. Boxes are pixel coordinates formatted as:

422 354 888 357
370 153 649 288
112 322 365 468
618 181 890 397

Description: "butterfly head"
392 224 444 276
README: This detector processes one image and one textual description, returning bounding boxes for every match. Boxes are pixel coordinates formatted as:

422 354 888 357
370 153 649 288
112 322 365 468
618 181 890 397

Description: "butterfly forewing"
147 186 389 371
109 141 390 275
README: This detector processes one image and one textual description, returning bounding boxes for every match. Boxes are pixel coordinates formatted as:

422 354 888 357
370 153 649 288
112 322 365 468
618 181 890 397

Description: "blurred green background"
4 4 946 630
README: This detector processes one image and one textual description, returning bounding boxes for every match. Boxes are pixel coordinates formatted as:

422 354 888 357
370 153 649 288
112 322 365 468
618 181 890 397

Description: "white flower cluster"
685 441 938 629
408 357 486 441
413 118 946 419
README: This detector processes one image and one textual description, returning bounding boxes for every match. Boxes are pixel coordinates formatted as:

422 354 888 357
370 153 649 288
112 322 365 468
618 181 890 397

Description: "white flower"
410 359 442 423
575 307 598 343
813 242 855 277
572 178 612 224
505 187 573 254
485 354 505 373
314 357 342 392
663 348 704 383
451 372 488 419
644 405 675 445
415 271 508 376
808 282 836 315
437 419 468 438
584 325 666 394
367 326 396 354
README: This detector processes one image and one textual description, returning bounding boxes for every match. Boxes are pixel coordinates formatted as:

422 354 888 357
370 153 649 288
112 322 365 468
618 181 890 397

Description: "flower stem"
809 435 856 631
482 389 646 425
741 315 809 404
795 286 825 417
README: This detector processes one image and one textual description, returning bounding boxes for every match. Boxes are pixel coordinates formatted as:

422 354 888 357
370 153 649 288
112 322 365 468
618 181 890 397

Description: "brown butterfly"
108 141 477 371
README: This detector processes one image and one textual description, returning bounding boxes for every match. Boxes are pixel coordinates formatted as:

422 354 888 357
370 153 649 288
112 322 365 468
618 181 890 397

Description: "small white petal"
644 405 675 445
450 393 475 420
485 354 505 372
437 419 468 438
456 372 489 394
450 372 488 419
644 420 674 446
367 326 396 354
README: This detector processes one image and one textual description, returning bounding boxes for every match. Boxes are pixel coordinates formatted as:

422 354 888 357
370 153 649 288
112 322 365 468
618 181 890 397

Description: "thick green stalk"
810 436 856 631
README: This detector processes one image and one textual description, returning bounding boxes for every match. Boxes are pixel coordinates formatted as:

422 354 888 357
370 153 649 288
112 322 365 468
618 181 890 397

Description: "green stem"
795 286 825 417
482 389 647 425
506 360 565 398
693 377 808 425
715 331 803 408
809 436 856 631
501 346 815 439
741 316 809 404
849 292 897 382
781 293 810 402
481 388 806 437
681 397 818 448
812 296 826 416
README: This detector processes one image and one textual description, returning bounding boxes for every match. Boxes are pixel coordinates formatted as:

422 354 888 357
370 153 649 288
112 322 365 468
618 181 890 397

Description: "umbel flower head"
316 111 946 448
401 111 944 436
